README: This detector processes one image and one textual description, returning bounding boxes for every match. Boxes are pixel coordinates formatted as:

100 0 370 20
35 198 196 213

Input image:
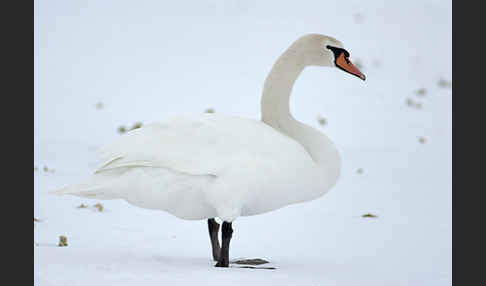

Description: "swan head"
291 33 366 80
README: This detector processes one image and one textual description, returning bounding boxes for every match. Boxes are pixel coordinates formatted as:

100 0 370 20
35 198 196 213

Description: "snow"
34 0 451 285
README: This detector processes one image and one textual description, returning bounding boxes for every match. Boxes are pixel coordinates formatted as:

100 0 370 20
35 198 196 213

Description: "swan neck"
261 52 304 122
260 48 341 175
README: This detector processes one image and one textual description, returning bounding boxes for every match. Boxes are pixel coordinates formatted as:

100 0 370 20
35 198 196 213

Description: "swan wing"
95 114 312 176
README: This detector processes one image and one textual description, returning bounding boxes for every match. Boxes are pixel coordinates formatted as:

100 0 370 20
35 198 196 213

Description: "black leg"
215 221 233 267
207 218 221 261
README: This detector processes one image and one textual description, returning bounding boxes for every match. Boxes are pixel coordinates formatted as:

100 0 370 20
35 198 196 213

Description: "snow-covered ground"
34 0 451 285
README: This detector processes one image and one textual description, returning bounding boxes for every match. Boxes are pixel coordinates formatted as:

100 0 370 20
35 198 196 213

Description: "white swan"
51 33 365 267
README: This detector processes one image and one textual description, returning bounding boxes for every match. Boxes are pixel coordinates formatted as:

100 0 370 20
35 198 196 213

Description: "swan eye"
326 45 350 62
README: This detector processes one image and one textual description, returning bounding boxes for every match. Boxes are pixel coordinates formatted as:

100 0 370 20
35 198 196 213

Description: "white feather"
51 34 347 222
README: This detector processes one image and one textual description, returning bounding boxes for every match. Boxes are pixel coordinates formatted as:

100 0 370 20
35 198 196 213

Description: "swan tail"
49 176 120 200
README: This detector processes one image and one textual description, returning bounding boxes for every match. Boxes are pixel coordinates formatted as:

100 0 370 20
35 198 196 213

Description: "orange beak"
335 53 366 81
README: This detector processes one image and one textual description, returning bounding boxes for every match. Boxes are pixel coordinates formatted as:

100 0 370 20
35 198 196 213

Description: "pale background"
34 0 452 285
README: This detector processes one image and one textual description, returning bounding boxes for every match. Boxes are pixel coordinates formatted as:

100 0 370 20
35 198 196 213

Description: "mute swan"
51 33 365 267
